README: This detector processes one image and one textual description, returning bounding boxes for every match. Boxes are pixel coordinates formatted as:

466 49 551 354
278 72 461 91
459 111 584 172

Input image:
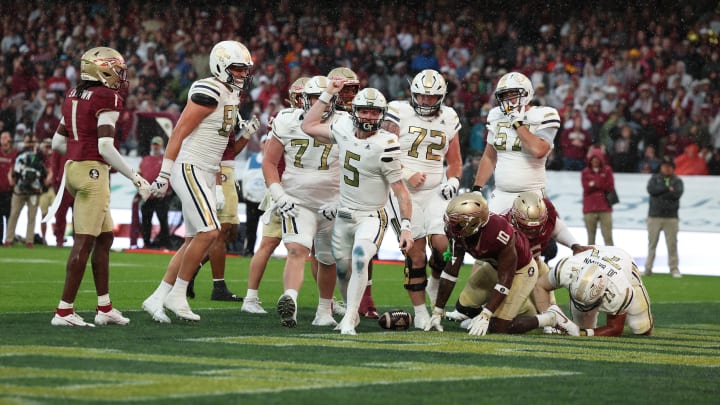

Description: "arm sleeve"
98 137 134 180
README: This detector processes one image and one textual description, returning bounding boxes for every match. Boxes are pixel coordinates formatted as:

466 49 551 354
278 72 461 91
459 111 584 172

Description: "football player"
327 67 377 318
302 83 413 335
263 75 341 328
49 46 152 326
445 192 591 327
382 69 463 329
426 193 575 336
187 114 259 301
142 40 253 323
537 246 654 337
471 72 561 211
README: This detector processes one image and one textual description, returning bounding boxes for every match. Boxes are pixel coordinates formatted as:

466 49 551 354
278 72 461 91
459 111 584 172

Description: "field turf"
0 246 718 404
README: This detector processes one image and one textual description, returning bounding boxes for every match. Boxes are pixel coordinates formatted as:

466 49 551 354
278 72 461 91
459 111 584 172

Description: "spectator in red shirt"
560 115 593 171
674 143 709 175
34 103 60 143
0 130 18 244
581 149 615 246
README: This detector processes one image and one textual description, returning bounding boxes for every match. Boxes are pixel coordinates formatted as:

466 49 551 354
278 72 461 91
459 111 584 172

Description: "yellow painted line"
0 346 573 401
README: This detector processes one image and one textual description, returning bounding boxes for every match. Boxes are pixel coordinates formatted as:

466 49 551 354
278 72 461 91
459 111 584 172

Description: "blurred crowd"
1 0 720 174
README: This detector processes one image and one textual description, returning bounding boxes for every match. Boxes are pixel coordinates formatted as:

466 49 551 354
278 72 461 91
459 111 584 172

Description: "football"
378 309 413 330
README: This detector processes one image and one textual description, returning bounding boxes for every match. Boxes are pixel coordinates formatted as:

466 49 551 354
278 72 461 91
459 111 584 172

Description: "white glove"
507 104 526 127
318 202 338 221
238 115 260 140
151 172 170 198
132 172 152 201
215 185 225 211
269 183 299 218
440 177 460 200
424 307 445 332
274 194 299 218
468 307 493 336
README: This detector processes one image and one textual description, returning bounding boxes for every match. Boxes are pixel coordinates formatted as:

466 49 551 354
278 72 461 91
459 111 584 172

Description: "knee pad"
455 301 481 319
403 256 428 291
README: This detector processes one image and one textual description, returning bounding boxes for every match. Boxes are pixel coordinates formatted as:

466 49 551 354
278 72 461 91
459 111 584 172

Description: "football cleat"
163 292 200 322
543 326 563 335
445 309 470 322
142 295 171 323
336 312 360 335
51 312 95 327
277 294 297 328
211 288 243 302
548 304 579 336
359 294 379 319
312 311 338 327
241 297 267 314
332 297 347 316
94 308 130 325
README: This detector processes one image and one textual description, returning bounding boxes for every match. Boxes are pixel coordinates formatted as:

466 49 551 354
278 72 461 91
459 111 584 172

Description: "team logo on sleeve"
89 169 100 179
528 266 535 277
221 174 227 183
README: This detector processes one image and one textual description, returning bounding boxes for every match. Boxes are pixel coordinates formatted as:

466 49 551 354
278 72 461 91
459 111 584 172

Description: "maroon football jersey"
456 213 533 268
502 197 559 258
62 85 124 162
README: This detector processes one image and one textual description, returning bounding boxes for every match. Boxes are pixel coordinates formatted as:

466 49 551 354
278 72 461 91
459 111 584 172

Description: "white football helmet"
569 264 607 312
410 69 447 116
80 47 127 90
494 72 534 115
288 76 309 108
328 67 360 112
351 88 386 132
444 193 489 238
209 40 253 92
511 192 548 238
303 75 335 120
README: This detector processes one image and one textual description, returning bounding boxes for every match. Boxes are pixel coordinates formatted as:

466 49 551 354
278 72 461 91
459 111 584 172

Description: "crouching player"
536 245 654 337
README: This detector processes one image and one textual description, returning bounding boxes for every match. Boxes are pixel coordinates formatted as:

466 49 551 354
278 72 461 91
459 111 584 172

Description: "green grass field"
1 246 719 404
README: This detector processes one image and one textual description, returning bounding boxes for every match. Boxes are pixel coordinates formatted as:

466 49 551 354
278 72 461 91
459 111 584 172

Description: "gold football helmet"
444 193 489 238
209 40 253 92
80 47 127 90
327 67 360 112
494 72 534 114
511 192 548 238
288 76 309 108
410 69 446 116
351 88 386 132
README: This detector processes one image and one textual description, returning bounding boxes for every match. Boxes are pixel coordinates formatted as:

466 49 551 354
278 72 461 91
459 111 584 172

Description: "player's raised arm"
301 78 345 143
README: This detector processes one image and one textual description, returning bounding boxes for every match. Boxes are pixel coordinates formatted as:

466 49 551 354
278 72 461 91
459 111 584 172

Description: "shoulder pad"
487 107 505 125
526 106 561 129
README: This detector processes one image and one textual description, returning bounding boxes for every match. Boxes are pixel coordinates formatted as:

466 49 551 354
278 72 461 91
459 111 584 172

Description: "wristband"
471 185 484 192
440 271 458 283
512 121 526 130
493 283 510 295
480 307 493 319
160 158 174 178
318 91 333 104
400 218 411 232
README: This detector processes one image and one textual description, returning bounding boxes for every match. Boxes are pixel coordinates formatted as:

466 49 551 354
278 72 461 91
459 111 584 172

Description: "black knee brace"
428 248 447 277
403 256 428 291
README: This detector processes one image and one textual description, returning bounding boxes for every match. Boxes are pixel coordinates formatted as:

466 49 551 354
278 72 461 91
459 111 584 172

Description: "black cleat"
211 288 243 302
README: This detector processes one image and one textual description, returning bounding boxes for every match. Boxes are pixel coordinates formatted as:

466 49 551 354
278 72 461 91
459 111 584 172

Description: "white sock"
213 278 224 282
246 289 259 300
58 300 73 310
97 294 111 307
284 289 299 302
172 278 189 295
318 298 332 313
537 311 555 327
414 304 429 318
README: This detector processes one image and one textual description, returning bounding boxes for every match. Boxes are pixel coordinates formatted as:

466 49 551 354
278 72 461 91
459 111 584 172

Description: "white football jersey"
486 105 560 193
549 246 638 315
177 78 240 172
385 101 461 190
329 116 402 211
271 108 340 210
